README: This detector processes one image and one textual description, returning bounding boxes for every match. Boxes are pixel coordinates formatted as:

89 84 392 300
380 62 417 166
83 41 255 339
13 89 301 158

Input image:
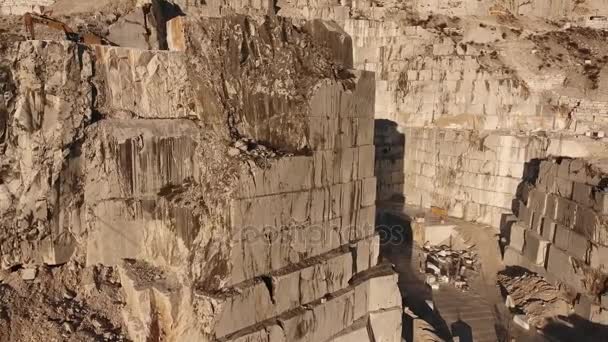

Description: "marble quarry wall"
339 10 608 225
372 118 608 227
173 0 607 21
176 0 608 225
0 13 402 341
0 0 53 14
400 129 608 227
165 0 608 229
403 128 543 227
410 0 607 19
504 157 608 324
2 0 608 337
344 18 608 133
344 19 547 130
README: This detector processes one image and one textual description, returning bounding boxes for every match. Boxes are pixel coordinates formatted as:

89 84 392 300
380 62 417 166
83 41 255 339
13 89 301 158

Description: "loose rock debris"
422 243 478 291
497 268 571 329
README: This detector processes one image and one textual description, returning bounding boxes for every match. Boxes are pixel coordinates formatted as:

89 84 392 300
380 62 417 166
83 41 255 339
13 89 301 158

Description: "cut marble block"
228 219 345 285
84 119 200 201
354 269 402 318
369 307 402 342
278 290 356 342
522 230 549 267
303 19 354 68
361 177 378 207
94 46 197 119
573 182 593 207
546 245 586 293
554 198 577 228
554 225 591 262
527 189 548 215
85 199 199 266
330 318 370 342
541 218 557 242
352 234 381 273
509 223 526 253
235 156 315 199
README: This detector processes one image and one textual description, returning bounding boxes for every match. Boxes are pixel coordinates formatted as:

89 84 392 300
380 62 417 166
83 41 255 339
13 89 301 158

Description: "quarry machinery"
23 12 116 46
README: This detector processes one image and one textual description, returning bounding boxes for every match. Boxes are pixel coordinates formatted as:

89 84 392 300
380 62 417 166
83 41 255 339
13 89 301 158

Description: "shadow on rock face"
374 119 406 204
541 314 608 342
451 319 473 342
376 210 452 341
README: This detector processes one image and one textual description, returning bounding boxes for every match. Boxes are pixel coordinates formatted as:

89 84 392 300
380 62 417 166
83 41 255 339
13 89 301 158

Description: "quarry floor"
377 203 548 342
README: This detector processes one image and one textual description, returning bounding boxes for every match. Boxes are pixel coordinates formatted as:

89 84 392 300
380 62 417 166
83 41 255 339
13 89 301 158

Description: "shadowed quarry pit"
2 0 608 342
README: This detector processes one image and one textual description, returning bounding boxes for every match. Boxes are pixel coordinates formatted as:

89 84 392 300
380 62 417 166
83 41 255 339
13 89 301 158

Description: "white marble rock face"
0 12 402 342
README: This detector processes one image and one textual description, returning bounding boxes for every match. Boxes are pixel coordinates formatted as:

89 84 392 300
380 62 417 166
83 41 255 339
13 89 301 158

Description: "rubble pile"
497 268 571 329
422 243 478 291
504 157 608 325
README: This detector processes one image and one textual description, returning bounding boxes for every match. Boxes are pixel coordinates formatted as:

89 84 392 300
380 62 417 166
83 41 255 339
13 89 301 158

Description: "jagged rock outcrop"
0 11 401 342
1 40 94 268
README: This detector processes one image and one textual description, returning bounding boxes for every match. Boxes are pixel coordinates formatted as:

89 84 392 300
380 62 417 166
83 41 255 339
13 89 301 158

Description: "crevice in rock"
366 315 377 342
150 0 185 50
260 274 276 304
349 243 358 274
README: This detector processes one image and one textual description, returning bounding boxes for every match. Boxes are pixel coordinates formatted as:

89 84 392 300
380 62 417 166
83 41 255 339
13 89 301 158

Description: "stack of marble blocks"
504 157 608 323
223 70 402 342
